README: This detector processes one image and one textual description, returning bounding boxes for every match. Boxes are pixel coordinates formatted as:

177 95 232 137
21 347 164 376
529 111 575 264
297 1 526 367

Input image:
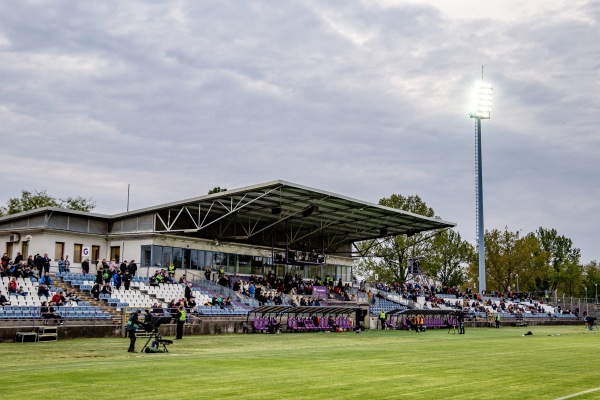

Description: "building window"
162 247 172 268
92 246 100 263
226 253 237 274
141 245 152 268
252 257 264 275
54 242 65 262
74 243 83 263
213 252 225 270
110 246 120 263
152 246 163 267
190 250 200 270
204 251 213 268
6 242 14 260
238 255 252 274
172 248 182 269
183 249 191 269
21 242 29 260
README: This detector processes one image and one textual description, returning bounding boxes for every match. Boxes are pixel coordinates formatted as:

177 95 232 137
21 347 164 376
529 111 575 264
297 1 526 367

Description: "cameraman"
127 309 142 353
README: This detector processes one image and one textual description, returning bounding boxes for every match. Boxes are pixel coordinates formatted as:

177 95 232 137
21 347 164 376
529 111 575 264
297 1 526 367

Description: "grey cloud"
0 0 598 261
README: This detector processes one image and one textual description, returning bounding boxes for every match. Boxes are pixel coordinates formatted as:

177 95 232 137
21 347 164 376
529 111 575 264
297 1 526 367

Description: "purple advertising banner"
312 286 327 299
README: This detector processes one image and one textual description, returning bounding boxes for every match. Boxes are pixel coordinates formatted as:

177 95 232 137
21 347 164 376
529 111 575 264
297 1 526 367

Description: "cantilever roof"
0 180 455 250
115 180 455 244
248 305 364 317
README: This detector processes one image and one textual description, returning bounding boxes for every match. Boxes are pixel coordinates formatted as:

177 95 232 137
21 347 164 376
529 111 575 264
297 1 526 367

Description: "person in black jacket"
41 301 64 325
127 309 142 352
42 253 51 274
34 254 43 277
457 311 465 334
95 269 104 285
184 283 194 302
0 291 9 306
122 271 132 290
127 260 137 277
91 282 101 300
81 258 90 275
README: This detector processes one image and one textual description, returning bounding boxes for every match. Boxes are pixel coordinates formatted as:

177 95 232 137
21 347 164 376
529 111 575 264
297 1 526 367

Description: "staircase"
54 278 121 324
37 326 58 342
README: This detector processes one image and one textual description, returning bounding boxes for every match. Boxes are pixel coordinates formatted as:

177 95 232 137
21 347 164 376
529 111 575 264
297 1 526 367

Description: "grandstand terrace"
1 262 589 341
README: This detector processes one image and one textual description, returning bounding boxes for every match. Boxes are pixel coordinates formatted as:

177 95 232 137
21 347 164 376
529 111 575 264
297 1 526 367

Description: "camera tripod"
140 316 174 353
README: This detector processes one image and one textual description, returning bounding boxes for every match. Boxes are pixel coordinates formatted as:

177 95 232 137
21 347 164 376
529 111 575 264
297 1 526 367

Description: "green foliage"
535 227 581 291
355 194 434 283
422 229 474 287
558 259 584 297
478 228 546 293
208 186 227 194
0 190 96 216
583 260 600 300
356 194 470 286
471 226 583 296
61 196 96 212
378 194 434 218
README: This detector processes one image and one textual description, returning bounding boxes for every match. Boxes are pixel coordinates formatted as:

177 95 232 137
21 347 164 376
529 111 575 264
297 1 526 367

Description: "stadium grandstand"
0 180 590 342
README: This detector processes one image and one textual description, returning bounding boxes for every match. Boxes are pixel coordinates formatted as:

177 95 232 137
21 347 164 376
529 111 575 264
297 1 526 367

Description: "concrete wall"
0 230 106 271
368 316 581 330
2 316 583 343
1 318 248 343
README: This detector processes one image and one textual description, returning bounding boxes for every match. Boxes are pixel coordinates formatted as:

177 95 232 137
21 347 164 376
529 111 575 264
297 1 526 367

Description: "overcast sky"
1 1 598 263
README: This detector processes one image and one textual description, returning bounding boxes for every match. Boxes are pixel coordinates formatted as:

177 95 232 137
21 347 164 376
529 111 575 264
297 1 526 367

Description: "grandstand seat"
288 317 298 331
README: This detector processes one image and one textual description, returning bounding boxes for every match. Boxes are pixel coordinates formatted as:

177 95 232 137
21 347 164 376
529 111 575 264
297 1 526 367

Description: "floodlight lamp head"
302 204 317 217
469 81 493 120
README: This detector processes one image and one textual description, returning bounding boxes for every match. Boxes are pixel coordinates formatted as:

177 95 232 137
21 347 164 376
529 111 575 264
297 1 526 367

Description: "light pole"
595 283 598 304
585 287 589 314
516 274 519 293
469 79 493 294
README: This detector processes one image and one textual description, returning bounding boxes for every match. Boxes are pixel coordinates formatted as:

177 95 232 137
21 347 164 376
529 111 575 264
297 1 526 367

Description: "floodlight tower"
469 80 493 294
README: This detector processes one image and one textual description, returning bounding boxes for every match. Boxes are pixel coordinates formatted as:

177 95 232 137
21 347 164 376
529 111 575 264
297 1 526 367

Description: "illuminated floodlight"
469 81 493 120
469 79 494 295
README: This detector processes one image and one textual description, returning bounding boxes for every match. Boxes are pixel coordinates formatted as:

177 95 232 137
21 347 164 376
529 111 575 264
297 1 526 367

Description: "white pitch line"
554 387 600 400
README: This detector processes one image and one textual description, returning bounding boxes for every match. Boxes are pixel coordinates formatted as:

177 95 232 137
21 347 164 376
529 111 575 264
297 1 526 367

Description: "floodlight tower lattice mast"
469 78 493 295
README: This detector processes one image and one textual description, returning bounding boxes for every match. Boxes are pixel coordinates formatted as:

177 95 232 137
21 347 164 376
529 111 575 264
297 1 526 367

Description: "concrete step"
38 334 58 342
55 274 121 324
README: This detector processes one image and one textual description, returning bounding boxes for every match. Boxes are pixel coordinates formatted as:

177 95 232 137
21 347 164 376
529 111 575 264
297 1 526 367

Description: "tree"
471 226 582 296
0 190 96 216
583 260 600 300
354 194 466 285
422 229 474 287
535 227 581 291
558 259 584 297
471 227 547 294
61 196 96 212
208 187 227 195
354 194 434 283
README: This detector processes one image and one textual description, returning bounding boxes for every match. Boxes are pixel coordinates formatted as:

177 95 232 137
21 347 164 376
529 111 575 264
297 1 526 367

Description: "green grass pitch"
2 326 599 400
